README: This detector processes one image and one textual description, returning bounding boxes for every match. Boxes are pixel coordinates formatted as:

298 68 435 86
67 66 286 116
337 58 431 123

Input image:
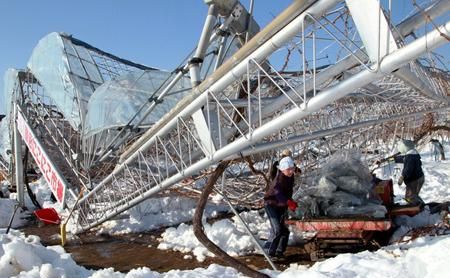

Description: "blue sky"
0 0 285 71
0 0 291 115
0 1 448 115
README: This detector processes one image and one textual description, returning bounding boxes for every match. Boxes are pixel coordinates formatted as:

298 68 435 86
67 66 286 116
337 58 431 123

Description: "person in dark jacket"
394 140 425 206
430 139 445 161
264 156 298 258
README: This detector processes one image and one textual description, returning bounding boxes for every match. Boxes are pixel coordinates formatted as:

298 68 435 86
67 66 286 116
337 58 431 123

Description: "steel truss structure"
4 0 449 233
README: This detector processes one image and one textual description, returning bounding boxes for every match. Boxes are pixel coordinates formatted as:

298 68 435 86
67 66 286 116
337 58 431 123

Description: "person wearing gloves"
394 139 425 206
263 156 298 258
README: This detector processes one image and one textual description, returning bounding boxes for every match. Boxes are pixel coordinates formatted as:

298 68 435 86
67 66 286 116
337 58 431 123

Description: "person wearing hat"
394 139 425 206
263 156 298 258
430 139 445 161
270 149 300 180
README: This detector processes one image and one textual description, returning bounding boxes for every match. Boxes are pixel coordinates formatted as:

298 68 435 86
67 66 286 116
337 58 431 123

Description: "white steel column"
13 103 24 207
120 0 326 161
258 0 450 119
190 4 219 156
346 0 398 63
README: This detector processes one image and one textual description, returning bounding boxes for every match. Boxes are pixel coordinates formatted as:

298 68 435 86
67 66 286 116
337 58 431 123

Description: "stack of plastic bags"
293 150 387 219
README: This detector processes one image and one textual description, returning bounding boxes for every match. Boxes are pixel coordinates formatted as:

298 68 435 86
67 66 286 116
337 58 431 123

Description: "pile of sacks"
292 150 387 219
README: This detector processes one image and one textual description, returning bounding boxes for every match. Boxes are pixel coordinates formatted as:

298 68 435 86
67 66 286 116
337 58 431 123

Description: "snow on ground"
94 195 230 235
279 235 450 278
158 210 270 262
421 160 450 203
0 141 449 277
156 142 450 262
1 228 449 277
0 229 242 278
0 199 28 229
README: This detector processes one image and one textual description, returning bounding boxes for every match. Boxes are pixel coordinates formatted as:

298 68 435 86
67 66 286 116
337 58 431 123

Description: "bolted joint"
189 57 204 66
148 96 164 104
216 29 230 37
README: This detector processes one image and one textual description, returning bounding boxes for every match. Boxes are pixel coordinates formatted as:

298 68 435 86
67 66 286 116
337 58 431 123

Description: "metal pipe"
245 0 255 44
6 204 20 234
258 0 450 121
189 4 218 86
218 189 278 271
214 34 228 71
396 0 449 38
79 21 449 232
227 106 450 159
218 169 277 270
13 103 24 207
120 0 321 160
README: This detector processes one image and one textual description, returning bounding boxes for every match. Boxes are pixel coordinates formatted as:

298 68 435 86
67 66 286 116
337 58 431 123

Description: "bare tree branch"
193 161 269 278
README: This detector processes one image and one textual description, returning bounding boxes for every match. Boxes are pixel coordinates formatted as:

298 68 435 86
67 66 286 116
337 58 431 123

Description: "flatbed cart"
286 179 422 261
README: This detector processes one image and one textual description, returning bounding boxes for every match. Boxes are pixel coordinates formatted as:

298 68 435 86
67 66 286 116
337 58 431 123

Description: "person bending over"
394 139 425 206
263 156 298 258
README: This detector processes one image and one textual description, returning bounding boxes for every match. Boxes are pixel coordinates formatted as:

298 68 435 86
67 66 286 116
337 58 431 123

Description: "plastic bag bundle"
293 177 337 199
293 149 386 219
321 150 372 195
325 202 387 218
329 190 363 207
292 196 319 219
336 175 370 195
314 176 337 198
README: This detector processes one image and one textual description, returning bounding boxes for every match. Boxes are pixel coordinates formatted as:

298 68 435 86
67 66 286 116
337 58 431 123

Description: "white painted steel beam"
346 0 398 63
119 0 322 161
256 0 450 122
13 104 24 207
79 20 450 232
190 4 219 156
230 106 450 159
397 0 450 38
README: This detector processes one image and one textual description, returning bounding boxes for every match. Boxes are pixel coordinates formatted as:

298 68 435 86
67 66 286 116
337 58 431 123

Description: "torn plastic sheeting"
336 175 371 195
293 149 385 218
83 70 191 139
27 32 98 130
325 203 387 218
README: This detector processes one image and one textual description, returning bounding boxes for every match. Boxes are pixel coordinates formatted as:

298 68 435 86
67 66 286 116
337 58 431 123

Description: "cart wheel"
304 240 321 261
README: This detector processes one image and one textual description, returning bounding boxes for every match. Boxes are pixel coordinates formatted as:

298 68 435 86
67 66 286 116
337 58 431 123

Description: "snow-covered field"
0 143 449 277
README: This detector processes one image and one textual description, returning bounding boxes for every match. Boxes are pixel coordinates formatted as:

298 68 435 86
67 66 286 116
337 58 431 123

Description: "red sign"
16 111 66 205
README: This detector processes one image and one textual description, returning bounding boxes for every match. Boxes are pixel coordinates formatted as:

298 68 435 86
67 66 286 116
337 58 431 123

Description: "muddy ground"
21 223 313 273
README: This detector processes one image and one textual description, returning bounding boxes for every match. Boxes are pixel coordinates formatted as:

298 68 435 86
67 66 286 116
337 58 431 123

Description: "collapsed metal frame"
16 71 89 190
72 0 450 233
2 0 447 238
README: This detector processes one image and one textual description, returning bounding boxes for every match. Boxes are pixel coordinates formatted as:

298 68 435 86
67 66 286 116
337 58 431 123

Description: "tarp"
83 70 191 138
27 32 102 130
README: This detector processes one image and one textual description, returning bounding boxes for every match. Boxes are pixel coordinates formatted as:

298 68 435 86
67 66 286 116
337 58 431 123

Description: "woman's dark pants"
264 204 290 256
